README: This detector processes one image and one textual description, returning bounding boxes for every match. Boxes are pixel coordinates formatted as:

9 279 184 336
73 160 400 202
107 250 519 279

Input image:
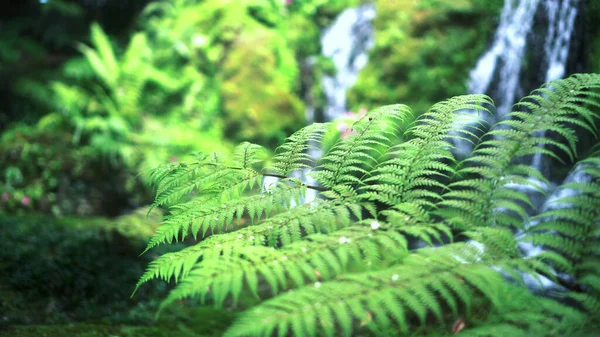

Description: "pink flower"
285 0 293 5
21 196 31 206
339 107 369 139
2 193 8 201
340 126 354 139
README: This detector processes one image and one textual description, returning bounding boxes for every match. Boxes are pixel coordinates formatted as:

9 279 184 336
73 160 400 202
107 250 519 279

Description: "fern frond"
136 198 371 292
137 74 600 337
223 244 505 337
232 141 268 169
117 32 151 118
360 95 492 207
156 221 410 310
144 179 307 252
438 74 600 230
266 123 332 176
310 104 411 190
457 286 589 337
146 151 265 214
523 152 600 309
77 23 118 87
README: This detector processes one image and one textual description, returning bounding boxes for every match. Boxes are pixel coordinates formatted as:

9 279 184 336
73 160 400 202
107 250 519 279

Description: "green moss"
0 214 177 326
0 214 237 336
0 305 233 337
348 0 503 115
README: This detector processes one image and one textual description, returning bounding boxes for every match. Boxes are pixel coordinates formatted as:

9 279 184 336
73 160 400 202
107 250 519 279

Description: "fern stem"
535 268 584 293
261 172 328 192
199 162 328 192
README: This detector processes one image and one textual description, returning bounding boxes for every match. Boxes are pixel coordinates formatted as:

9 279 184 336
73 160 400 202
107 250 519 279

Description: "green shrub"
0 125 146 216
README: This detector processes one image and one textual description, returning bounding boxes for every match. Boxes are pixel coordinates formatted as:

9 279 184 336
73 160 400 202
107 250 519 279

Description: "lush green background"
2 0 600 336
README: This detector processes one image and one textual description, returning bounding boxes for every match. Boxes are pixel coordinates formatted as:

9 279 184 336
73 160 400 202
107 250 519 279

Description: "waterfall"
453 0 541 157
530 0 578 172
543 0 578 83
264 4 376 203
467 0 578 155
466 0 581 289
521 0 580 289
300 3 375 202
320 3 376 123
468 0 541 118
466 0 579 177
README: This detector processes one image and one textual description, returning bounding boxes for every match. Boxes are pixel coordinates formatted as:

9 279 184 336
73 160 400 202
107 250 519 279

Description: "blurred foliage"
0 0 153 126
0 0 356 216
0 124 149 216
348 0 503 114
138 0 356 146
37 21 231 170
138 0 300 145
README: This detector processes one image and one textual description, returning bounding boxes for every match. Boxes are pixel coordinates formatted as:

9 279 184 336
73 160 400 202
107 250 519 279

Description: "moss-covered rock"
348 0 503 115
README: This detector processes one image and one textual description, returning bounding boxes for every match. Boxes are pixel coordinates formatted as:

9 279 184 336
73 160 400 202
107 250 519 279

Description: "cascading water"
466 0 581 289
319 4 376 123
467 0 579 181
302 3 376 202
467 0 578 173
264 4 376 202
543 0 578 84
468 0 541 119
519 0 580 290
530 0 578 172
454 0 541 157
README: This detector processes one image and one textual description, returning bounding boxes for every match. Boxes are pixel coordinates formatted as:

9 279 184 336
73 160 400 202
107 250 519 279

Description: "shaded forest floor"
0 215 233 337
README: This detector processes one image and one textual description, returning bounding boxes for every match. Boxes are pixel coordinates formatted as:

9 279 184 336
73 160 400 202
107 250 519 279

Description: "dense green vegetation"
348 0 503 114
1 0 364 216
2 0 600 336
